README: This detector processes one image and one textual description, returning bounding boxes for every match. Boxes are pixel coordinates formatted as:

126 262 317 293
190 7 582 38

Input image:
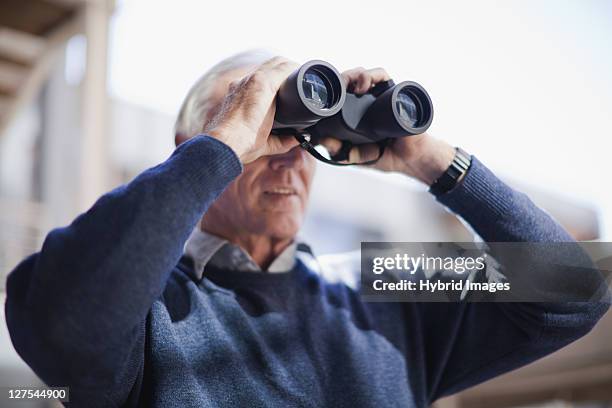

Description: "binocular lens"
302 69 333 110
396 89 420 128
273 61 345 132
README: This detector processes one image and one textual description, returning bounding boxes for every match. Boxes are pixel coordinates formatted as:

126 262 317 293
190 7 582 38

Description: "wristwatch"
429 147 471 196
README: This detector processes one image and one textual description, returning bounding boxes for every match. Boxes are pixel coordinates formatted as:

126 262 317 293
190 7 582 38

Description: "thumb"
267 134 300 155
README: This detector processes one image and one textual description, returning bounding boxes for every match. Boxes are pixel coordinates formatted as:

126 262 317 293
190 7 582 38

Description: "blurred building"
0 1 610 407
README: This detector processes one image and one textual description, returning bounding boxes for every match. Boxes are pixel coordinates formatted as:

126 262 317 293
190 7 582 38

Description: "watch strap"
429 147 471 196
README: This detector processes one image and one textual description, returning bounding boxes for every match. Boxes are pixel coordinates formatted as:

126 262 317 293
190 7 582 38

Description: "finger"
364 67 391 84
341 67 365 92
257 55 290 71
268 134 300 155
318 137 342 156
255 57 299 91
269 62 299 91
353 68 392 94
227 80 240 93
353 70 374 94
342 67 391 94
342 67 365 81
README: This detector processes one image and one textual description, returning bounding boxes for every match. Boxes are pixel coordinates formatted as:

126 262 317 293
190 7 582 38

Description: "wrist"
402 139 456 186
206 126 252 163
429 147 472 196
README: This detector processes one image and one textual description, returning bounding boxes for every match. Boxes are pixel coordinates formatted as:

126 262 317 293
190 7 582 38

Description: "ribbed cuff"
435 156 512 222
166 135 243 209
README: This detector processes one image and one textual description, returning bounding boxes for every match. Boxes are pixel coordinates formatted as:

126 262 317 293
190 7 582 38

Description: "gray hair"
174 49 277 138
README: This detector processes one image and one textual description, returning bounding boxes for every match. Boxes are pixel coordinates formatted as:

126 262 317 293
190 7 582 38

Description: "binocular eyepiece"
273 60 433 164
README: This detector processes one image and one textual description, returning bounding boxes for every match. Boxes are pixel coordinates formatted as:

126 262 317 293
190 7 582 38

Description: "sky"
107 0 612 237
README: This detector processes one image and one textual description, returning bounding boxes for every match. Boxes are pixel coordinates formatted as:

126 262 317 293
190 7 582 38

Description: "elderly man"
5 52 608 407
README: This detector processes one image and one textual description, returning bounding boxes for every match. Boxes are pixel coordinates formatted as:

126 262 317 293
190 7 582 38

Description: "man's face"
199 68 317 241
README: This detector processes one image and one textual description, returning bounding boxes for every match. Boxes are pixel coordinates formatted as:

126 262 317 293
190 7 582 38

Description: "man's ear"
175 133 190 147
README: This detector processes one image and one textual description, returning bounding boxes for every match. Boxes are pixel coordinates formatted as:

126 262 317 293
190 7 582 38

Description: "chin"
262 215 302 240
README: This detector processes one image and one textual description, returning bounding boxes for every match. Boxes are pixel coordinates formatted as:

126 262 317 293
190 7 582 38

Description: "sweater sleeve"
4 135 242 406
417 157 610 402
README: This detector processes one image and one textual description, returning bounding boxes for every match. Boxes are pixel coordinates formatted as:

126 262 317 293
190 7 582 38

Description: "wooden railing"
0 198 48 290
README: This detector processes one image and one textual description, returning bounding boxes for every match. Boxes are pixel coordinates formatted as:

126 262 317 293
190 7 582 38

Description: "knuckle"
228 80 241 91
244 73 273 96
344 67 364 77
277 60 296 71
357 72 370 83
269 55 286 63
247 71 268 88
375 67 390 79
262 56 288 69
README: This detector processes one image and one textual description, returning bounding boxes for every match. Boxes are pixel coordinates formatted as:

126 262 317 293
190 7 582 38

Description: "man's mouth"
264 187 297 196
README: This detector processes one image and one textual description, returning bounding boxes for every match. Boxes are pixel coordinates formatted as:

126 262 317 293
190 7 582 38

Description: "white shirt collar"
183 227 297 280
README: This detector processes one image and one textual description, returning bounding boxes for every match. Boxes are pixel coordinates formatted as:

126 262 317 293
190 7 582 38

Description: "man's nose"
268 146 307 171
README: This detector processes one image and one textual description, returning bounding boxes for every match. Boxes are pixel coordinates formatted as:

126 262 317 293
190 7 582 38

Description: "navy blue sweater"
4 135 609 407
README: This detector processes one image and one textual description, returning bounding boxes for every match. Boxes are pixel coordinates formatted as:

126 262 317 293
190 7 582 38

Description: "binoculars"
272 60 433 165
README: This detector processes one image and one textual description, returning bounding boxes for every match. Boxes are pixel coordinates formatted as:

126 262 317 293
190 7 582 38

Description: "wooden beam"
45 0 116 14
0 26 47 65
0 60 28 95
0 94 10 121
0 10 83 136
0 0 74 36
0 94 9 107
77 0 110 210
46 0 96 6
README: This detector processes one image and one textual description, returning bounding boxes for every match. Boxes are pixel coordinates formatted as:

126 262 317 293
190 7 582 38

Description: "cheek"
213 185 241 216
301 160 317 194
239 161 269 200
234 173 263 210
218 173 250 205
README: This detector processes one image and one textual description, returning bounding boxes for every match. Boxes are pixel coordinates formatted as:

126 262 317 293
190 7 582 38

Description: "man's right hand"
203 57 300 164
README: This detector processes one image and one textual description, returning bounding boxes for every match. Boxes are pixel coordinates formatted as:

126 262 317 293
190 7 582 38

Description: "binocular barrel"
273 60 346 132
356 80 434 140
273 60 433 145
